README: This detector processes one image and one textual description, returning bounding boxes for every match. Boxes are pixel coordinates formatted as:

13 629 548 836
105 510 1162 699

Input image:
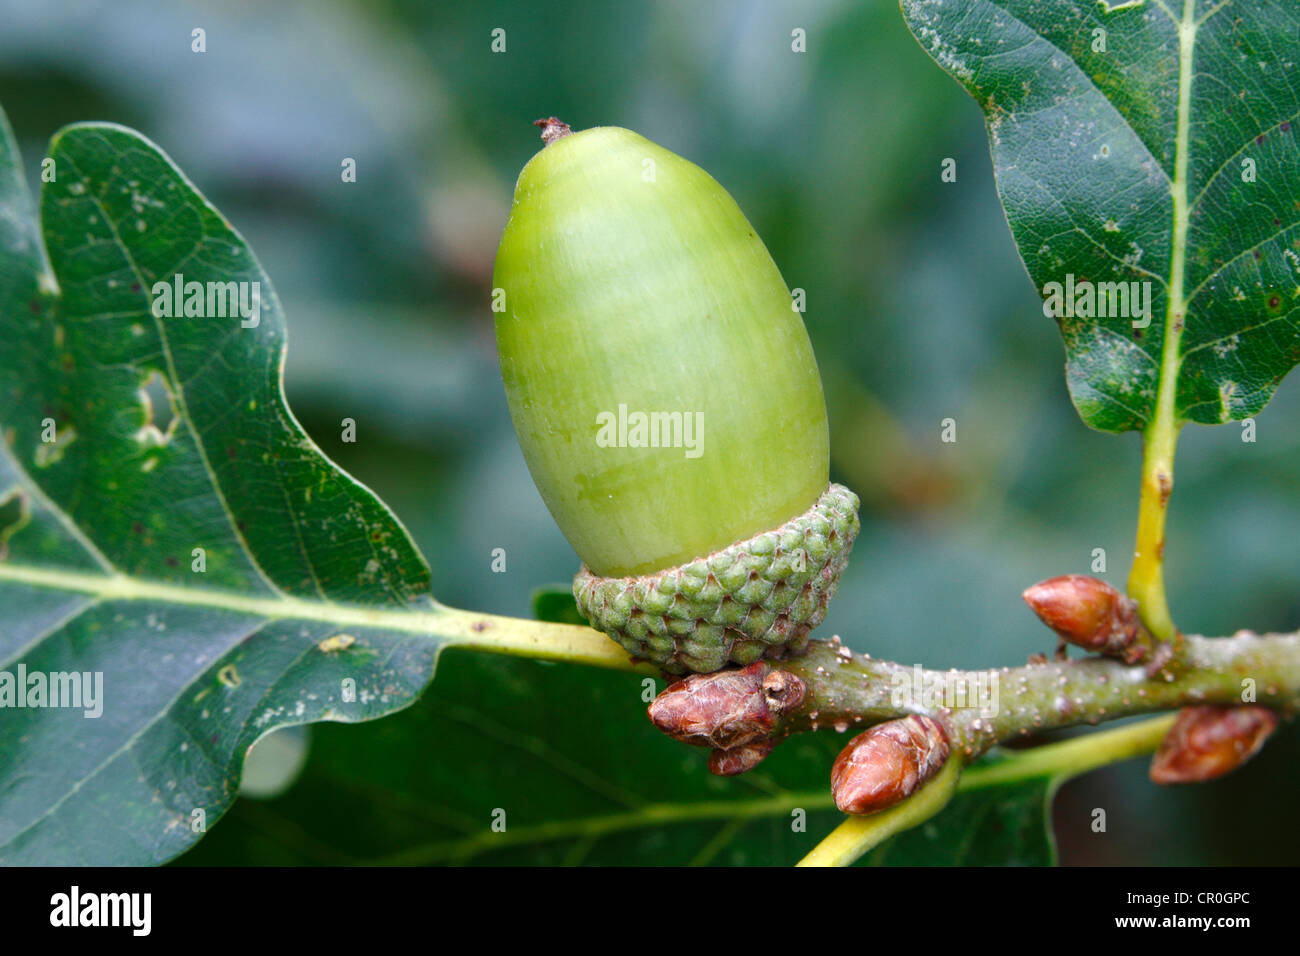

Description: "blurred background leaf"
2 0 1295 864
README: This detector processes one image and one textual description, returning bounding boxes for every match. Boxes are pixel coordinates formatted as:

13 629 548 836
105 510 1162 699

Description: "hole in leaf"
137 370 178 445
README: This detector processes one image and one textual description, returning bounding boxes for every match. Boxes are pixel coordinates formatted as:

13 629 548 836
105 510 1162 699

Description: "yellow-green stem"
1129 420 1180 640
796 756 963 867
1127 0 1197 642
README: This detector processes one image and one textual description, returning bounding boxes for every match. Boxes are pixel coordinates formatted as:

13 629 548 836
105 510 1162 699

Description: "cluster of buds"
646 577 1285 815
649 662 954 813
1024 576 1282 783
647 661 806 775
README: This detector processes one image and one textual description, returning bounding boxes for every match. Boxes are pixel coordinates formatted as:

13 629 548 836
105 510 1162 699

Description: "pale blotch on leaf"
317 633 356 653
33 425 76 467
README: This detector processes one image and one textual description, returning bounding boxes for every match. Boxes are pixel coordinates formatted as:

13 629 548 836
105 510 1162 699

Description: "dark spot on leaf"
1283 121 1292 133
165 556 178 567
226 446 237 459
28 298 40 314
130 282 141 293
132 521 144 535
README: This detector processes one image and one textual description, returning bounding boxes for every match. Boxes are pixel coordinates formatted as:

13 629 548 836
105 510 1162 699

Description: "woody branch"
648 583 1299 781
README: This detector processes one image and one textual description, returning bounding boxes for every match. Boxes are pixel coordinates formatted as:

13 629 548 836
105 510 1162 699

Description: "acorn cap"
575 482 859 673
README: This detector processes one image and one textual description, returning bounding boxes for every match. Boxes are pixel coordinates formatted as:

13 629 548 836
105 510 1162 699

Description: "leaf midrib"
1150 0 1199 434
0 557 640 677
0 559 446 636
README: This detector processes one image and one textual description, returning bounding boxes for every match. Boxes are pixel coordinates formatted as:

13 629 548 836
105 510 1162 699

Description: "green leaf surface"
901 0 1300 431
0 109 455 864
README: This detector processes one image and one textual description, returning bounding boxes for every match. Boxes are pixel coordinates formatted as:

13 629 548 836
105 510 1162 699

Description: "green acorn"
494 118 859 674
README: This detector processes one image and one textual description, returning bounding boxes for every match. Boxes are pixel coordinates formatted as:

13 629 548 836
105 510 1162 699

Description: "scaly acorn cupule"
494 118 859 673
576 482 859 672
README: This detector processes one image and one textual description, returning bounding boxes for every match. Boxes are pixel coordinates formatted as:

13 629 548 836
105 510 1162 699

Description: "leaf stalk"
1127 0 1199 643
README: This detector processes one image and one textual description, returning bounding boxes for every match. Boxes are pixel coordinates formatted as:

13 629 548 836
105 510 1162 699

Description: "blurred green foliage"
3 0 1294 864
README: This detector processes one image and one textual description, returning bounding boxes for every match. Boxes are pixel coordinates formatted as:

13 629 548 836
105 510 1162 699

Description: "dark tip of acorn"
1149 705 1279 784
534 116 572 145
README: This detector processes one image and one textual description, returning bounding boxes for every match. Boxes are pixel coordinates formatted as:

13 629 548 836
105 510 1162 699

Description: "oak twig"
650 629 1300 768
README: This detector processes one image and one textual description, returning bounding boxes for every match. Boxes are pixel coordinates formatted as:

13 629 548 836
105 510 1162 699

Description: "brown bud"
708 741 775 776
1150 705 1279 784
1022 575 1144 658
831 715 949 815
647 662 805 751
